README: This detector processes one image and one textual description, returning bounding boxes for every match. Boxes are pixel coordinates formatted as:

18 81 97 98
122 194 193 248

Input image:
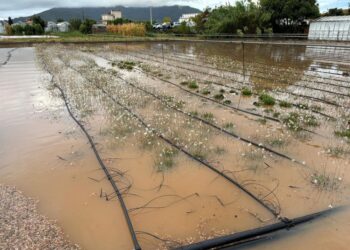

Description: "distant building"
57 22 70 32
102 10 122 25
45 21 58 32
308 16 350 41
0 21 5 34
178 13 199 27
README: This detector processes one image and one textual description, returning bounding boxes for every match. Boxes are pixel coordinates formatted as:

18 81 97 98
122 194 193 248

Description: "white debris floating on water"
0 185 79 250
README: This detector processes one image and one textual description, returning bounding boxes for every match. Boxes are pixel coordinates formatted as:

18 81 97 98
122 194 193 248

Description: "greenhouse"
308 16 350 41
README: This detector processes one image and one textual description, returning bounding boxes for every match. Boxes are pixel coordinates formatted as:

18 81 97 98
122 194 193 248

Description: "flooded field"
0 41 350 249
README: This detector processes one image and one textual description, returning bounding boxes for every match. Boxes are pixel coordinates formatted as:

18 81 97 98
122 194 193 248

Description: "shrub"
188 81 199 89
33 24 44 35
5 24 13 35
241 87 252 96
259 93 275 106
279 100 292 108
214 93 225 100
335 130 350 139
107 23 146 37
24 24 34 35
12 25 24 35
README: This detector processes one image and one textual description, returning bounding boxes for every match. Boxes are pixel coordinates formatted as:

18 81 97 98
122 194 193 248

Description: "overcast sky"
0 0 348 19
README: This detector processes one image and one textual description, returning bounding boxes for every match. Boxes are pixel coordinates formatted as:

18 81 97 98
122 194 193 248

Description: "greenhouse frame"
308 16 350 41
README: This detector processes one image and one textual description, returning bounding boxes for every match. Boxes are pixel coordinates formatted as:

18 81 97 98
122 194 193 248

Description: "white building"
45 21 58 32
308 16 350 41
102 10 122 25
57 22 70 32
0 21 5 34
178 13 199 27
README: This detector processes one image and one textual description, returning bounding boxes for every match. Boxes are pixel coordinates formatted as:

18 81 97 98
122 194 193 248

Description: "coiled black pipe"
174 206 342 250
44 69 141 250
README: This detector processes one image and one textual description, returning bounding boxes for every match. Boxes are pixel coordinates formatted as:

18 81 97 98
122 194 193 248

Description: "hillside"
13 5 201 23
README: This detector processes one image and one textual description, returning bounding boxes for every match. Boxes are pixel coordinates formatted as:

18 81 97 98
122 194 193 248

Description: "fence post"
162 43 165 64
242 41 245 82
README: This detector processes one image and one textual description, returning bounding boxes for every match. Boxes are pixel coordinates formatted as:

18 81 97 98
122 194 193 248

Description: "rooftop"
314 16 350 22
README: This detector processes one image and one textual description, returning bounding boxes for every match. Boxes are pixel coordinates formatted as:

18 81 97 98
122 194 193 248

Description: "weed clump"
241 87 253 96
279 101 292 108
335 129 350 139
181 80 199 89
223 100 232 105
259 93 275 106
155 148 178 172
118 61 136 71
326 145 349 157
202 112 215 122
201 89 211 95
282 112 319 131
213 93 225 100
311 172 340 191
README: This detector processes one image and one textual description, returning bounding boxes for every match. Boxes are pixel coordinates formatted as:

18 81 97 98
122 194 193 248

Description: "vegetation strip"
62 61 282 219
43 67 141 250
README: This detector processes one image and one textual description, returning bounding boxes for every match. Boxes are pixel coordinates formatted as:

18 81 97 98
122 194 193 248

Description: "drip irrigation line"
130 50 350 105
0 48 16 66
118 51 344 109
58 57 283 219
43 66 141 250
174 206 343 250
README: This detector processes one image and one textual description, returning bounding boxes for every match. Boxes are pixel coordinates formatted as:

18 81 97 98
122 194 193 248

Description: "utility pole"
150 7 153 26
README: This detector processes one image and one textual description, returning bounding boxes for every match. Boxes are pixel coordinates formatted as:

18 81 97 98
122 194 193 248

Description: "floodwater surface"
0 42 350 250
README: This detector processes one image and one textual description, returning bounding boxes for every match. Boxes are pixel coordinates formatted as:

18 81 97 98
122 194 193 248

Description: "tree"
205 1 271 34
192 9 210 33
24 24 34 35
56 18 65 23
32 15 46 29
163 17 172 23
79 19 96 34
260 0 320 32
8 17 13 25
12 25 24 35
33 23 44 35
69 18 82 31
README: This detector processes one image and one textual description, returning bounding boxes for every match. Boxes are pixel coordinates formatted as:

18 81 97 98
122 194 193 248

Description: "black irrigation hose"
61 60 283 220
45 70 141 250
122 51 344 108
174 206 343 250
0 48 16 66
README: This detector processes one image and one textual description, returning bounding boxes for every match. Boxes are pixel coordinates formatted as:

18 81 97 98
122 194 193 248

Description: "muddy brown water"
0 43 350 250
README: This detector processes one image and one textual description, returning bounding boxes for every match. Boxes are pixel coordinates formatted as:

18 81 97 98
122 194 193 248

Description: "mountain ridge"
13 5 201 23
